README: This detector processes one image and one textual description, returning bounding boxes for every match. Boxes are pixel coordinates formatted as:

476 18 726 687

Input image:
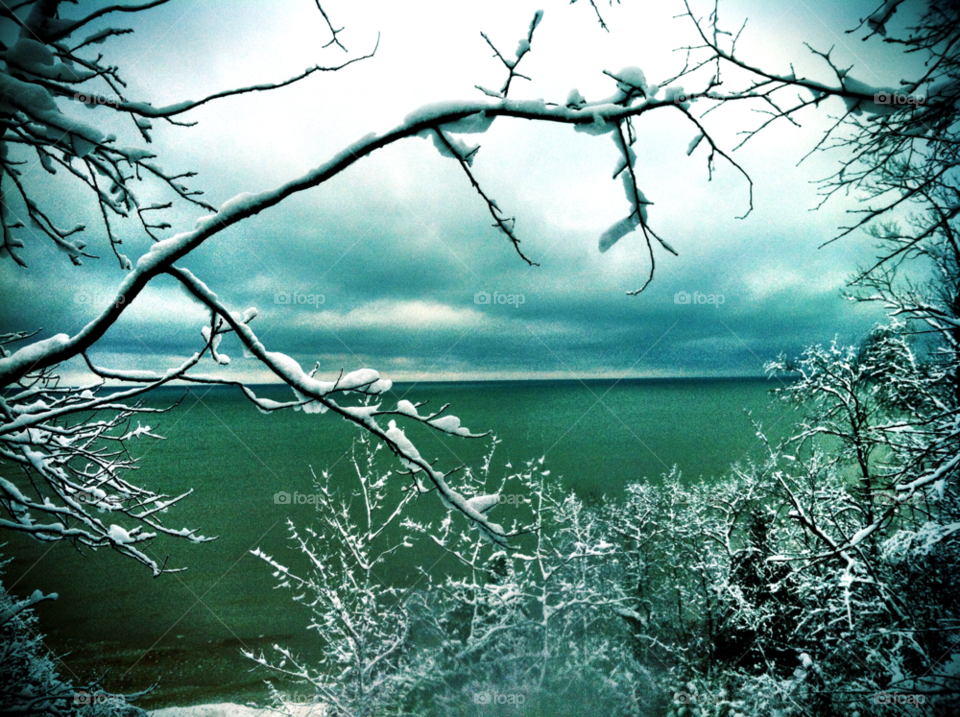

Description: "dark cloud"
1 0 895 383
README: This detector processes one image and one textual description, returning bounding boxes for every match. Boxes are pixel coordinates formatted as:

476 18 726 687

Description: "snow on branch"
475 10 543 99
0 0 374 267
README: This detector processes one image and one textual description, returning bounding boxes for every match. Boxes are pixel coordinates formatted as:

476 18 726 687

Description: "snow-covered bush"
0 562 148 716
588 320 958 715
411 454 655 716
248 437 659 716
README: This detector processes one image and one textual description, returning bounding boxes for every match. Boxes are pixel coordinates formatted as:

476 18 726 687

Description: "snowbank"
150 703 325 717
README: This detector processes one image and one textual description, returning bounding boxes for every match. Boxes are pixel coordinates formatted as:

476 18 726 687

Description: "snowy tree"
655 3 960 709
243 435 427 716
762 326 960 714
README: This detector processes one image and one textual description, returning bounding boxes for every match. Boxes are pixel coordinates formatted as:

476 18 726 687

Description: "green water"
1 378 797 709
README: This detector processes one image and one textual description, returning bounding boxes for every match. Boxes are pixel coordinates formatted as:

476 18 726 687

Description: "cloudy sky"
2 0 913 382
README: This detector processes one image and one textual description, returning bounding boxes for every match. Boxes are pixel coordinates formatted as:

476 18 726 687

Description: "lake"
1 377 798 709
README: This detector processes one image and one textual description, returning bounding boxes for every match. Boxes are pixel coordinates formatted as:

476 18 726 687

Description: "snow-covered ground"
149 703 325 717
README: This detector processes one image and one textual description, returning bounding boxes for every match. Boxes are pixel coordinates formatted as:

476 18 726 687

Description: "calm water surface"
2 378 798 709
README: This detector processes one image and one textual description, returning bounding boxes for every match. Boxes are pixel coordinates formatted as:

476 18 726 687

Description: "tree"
243 435 425 716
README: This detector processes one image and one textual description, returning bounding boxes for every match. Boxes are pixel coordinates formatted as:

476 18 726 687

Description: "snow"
662 85 685 102
108 524 134 544
395 399 420 417
0 73 106 155
441 110 495 134
137 231 197 271
566 88 586 108
95 367 163 381
429 414 479 437
615 66 649 97
0 476 31 506
6 38 55 67
573 109 616 135
218 191 265 216
266 352 325 391
192 192 271 233
0 333 70 378
11 399 49 415
866 0 903 36
425 130 479 165
341 404 379 421
465 494 500 514
686 133 704 156
480 522 504 542
149 704 326 717
611 606 646 623
119 147 156 162
386 420 423 472
847 522 878 548
404 101 489 127
120 100 197 117
599 215 639 253
292 388 328 414
611 141 637 177
81 27 127 46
